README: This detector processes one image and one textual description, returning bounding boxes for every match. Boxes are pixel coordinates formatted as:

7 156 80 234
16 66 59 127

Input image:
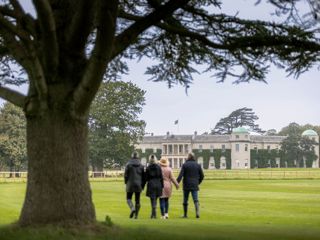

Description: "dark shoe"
135 204 141 219
127 200 135 218
195 201 200 218
151 207 156 219
183 204 188 218
130 209 136 218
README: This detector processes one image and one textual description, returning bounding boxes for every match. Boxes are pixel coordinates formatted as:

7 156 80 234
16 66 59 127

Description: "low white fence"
0 171 124 182
1 169 320 182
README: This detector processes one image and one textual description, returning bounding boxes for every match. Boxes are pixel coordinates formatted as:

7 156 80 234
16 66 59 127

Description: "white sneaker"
165 213 169 219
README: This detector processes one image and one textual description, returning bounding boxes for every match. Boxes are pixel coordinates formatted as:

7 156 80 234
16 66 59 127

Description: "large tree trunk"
19 110 96 226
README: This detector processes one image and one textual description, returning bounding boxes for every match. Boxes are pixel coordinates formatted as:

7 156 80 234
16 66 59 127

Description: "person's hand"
176 185 179 190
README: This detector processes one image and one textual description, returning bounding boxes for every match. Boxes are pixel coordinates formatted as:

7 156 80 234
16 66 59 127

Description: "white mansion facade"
135 127 319 169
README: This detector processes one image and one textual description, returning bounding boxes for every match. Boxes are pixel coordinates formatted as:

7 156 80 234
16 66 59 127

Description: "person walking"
177 152 204 218
159 157 179 219
145 155 163 219
124 151 145 219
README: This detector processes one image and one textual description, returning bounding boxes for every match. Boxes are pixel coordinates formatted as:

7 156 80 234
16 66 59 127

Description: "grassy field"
0 179 320 240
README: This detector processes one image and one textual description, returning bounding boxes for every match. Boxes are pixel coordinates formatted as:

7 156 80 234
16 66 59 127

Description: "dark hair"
132 152 139 159
150 155 155 160
188 152 195 160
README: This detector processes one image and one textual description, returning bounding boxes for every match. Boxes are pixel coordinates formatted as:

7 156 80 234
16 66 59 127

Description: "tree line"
0 81 145 172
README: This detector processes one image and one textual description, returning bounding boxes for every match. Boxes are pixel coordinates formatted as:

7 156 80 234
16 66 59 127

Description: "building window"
245 159 248 168
163 145 167 154
210 145 214 153
174 145 178 154
254 146 258 153
267 145 271 153
168 145 173 154
236 144 240 152
199 145 203 153
185 144 189 154
222 144 225 152
245 144 248 151
168 158 172 168
179 145 183 154
236 135 239 139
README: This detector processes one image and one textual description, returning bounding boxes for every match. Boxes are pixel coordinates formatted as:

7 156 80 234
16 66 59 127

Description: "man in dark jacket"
124 152 145 219
177 152 204 218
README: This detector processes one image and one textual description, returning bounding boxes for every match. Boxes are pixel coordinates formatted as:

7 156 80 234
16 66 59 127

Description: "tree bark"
19 110 96 226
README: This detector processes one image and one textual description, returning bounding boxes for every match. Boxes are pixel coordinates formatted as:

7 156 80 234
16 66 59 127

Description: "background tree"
280 132 317 168
89 81 145 171
0 0 319 226
265 129 278 136
211 107 265 135
0 102 26 174
278 122 320 136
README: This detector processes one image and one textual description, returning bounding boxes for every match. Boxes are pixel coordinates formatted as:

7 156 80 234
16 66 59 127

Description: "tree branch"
0 85 26 108
112 0 191 58
0 5 36 37
0 13 30 42
0 45 10 56
67 0 96 55
32 0 59 75
0 30 32 73
73 0 119 115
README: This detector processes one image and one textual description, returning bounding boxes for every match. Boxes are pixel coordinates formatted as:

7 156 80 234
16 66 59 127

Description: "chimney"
151 133 154 136
194 131 197 136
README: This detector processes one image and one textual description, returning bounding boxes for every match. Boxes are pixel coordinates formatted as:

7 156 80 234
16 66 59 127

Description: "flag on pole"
174 120 179 125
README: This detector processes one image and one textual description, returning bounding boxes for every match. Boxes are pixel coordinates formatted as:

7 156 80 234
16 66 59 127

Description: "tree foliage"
89 81 146 170
211 107 264 134
0 102 26 172
280 134 317 167
278 122 320 136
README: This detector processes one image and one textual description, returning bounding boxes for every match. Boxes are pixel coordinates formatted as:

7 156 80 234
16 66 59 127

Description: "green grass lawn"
0 179 320 240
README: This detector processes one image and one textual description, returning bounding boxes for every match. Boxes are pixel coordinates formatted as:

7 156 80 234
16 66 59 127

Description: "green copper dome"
232 127 249 134
302 129 318 137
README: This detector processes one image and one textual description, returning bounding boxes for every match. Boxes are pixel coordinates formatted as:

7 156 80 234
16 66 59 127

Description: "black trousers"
127 192 141 205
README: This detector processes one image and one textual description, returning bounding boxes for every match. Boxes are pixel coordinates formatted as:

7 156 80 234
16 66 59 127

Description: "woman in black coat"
145 155 163 218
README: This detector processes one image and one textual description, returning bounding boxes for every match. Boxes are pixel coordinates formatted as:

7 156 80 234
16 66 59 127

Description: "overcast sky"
123 0 320 135
1 0 319 135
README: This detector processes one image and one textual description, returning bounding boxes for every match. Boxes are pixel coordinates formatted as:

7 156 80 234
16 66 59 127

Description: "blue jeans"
159 198 169 216
183 190 198 205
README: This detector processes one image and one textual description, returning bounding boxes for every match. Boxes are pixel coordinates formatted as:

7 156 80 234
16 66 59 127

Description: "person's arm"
170 169 179 189
199 165 204 184
176 165 184 183
141 166 146 189
159 166 164 189
124 165 129 184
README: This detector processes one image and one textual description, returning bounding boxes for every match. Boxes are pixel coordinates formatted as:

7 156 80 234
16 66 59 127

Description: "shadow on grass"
0 223 205 240
1 220 319 240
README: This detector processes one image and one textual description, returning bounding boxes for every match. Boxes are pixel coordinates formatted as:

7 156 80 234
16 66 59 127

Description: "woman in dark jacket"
145 155 163 218
124 152 145 219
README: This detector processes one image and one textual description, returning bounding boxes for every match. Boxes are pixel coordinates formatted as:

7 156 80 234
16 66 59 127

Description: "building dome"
301 129 318 137
232 127 249 134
